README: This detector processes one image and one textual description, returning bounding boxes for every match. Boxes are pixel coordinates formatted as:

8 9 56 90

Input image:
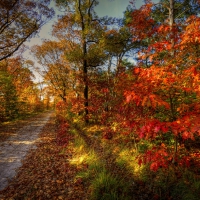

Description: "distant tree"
0 63 18 121
32 40 75 102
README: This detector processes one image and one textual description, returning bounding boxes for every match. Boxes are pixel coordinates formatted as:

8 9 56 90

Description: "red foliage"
56 101 68 112
119 6 200 171
138 145 170 171
102 128 114 140
56 118 72 146
129 2 155 41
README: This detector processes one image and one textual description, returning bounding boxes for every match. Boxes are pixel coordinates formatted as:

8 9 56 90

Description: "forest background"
0 0 200 199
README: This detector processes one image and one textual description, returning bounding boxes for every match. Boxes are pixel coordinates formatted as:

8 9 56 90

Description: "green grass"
66 121 134 200
90 170 131 200
63 113 200 200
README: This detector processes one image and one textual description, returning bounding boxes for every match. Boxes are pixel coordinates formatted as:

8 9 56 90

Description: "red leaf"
150 162 159 172
134 68 140 74
182 131 190 140
161 126 168 133
126 94 132 103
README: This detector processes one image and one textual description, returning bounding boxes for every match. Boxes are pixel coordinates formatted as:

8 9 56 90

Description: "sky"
24 0 159 82
96 0 142 18
27 0 139 46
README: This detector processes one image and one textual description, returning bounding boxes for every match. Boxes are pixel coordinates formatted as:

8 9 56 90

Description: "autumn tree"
0 0 54 61
0 57 44 121
116 0 200 171
7 58 45 113
32 40 75 102
126 0 200 67
6 58 35 97
53 0 108 122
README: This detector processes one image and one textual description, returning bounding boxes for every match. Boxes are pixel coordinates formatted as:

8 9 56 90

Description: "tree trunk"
169 0 178 164
83 41 89 123
169 0 175 57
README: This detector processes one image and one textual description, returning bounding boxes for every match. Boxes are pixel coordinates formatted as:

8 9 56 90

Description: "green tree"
53 0 109 122
0 66 18 121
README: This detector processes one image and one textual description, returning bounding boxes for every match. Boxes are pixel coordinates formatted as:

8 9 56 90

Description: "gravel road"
0 112 53 191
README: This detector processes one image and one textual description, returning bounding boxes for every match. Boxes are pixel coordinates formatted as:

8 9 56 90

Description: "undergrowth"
58 111 200 200
64 114 134 200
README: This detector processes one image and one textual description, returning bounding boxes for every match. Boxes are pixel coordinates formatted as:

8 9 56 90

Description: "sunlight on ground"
0 157 21 162
83 125 103 133
116 148 142 174
69 153 89 166
11 140 38 145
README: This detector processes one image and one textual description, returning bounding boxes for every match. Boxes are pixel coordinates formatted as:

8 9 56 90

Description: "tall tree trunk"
63 89 66 102
83 41 89 123
169 0 175 57
78 0 89 123
169 0 177 164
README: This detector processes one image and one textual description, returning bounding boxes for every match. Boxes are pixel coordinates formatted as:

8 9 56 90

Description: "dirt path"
0 111 53 191
0 113 87 200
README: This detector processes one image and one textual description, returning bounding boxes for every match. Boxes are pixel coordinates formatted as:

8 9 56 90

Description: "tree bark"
78 0 89 123
169 0 175 57
83 41 89 123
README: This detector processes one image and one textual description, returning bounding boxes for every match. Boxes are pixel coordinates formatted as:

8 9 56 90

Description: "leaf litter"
0 113 89 200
